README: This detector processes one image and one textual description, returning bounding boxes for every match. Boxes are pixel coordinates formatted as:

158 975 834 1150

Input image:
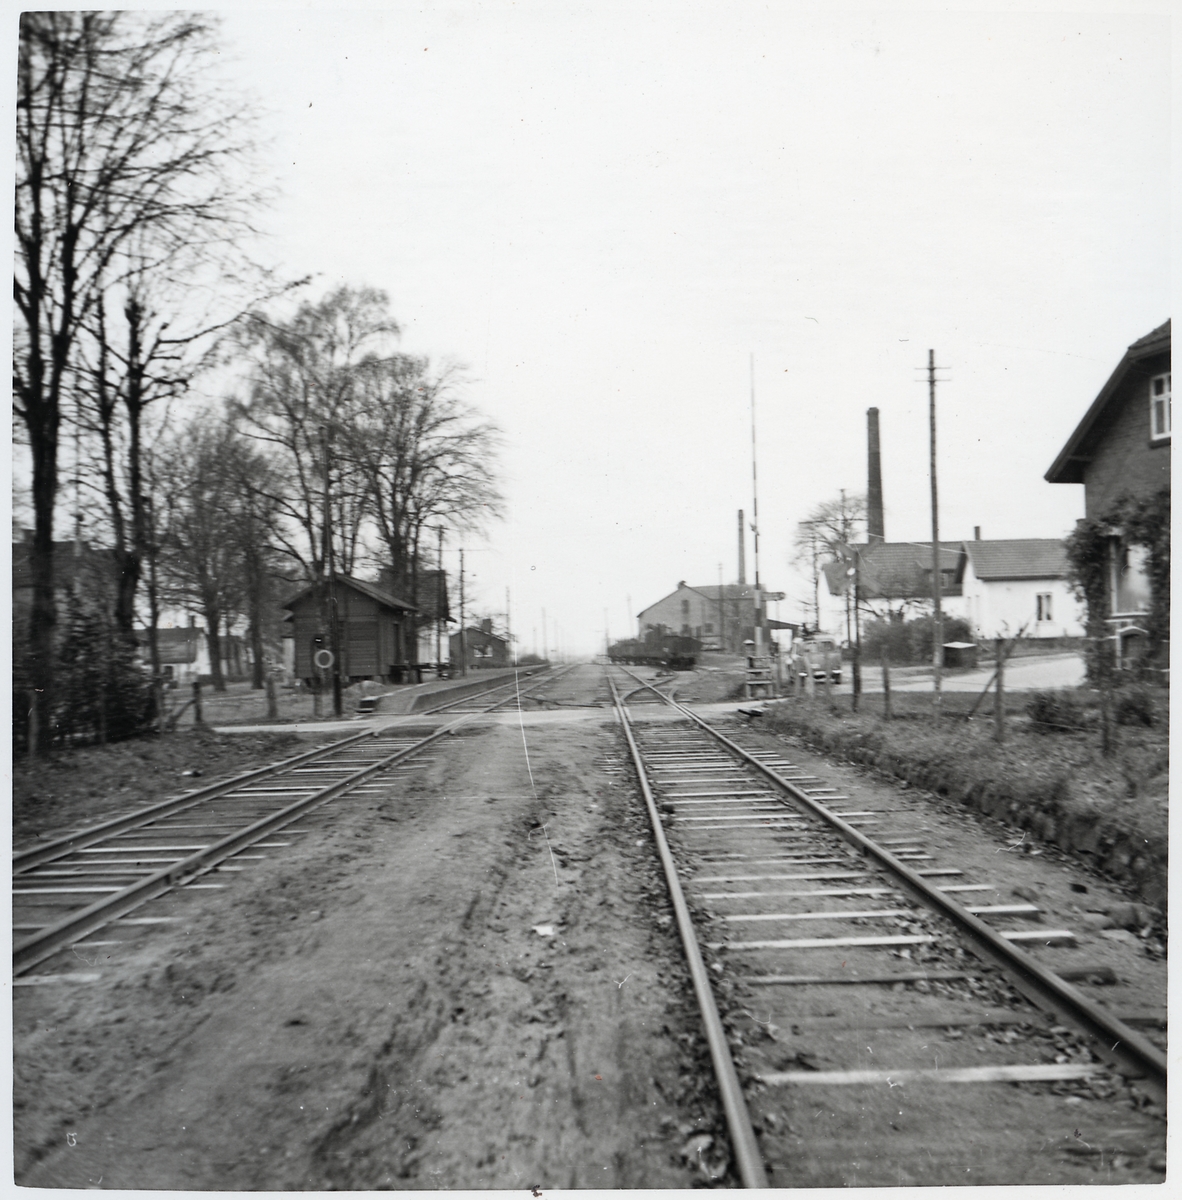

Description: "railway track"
608 666 1166 1187
13 666 572 980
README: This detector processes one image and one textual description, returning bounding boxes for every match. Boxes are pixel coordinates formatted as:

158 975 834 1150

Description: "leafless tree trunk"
14 11 263 752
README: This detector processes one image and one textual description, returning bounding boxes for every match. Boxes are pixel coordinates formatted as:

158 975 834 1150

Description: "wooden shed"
283 577 417 684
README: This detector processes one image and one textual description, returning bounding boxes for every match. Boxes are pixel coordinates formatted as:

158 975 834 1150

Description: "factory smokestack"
737 509 746 585
867 407 885 543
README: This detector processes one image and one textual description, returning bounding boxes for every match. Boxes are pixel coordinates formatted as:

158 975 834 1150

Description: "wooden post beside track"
881 649 892 721
994 636 1005 743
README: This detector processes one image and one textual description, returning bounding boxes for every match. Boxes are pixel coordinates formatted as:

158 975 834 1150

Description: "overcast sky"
13 3 1174 656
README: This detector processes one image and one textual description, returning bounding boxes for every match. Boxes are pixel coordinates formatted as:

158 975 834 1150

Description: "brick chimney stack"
867 407 885 543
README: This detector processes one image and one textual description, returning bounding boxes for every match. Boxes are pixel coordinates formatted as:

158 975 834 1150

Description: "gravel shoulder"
14 679 727 1189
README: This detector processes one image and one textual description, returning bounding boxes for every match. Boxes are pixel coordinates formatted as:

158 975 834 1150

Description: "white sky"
12 3 1174 656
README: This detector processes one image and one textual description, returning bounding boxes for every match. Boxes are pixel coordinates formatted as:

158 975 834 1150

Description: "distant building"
378 566 452 665
637 581 794 653
822 541 963 629
133 622 249 685
282 576 417 684
1046 319 1170 664
12 532 115 629
450 619 510 669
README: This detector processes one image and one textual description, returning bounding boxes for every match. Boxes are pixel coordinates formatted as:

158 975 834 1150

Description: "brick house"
1045 320 1170 664
449 619 510 669
637 581 793 653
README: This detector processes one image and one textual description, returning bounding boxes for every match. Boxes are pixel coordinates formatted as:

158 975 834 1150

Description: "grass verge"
760 688 1168 913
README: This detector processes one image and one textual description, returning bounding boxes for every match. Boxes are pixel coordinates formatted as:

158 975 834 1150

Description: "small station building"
283 576 418 684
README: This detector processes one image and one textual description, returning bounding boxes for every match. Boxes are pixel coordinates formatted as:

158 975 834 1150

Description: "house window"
1036 593 1053 622
703 623 714 634
1112 541 1152 615
1150 373 1171 440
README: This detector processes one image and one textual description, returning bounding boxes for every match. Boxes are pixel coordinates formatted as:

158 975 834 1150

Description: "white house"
820 536 1084 643
956 539 1084 640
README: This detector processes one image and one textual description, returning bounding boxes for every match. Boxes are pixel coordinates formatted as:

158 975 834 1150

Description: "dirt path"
14 681 726 1189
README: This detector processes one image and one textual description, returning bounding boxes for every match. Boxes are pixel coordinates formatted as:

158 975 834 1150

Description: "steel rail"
409 664 557 714
618 669 1167 1105
14 668 554 874
14 670 563 976
12 730 378 873
608 674 768 1188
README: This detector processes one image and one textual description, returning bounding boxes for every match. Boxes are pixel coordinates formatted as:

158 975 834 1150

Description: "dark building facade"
1046 320 1170 517
1046 320 1170 665
283 577 417 683
449 620 510 670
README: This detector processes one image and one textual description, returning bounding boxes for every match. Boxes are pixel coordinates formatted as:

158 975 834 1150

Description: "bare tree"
158 419 282 692
343 355 504 610
792 491 866 629
14 11 261 749
233 286 400 585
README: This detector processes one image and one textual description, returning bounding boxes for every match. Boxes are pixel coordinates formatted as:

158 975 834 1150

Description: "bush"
1025 690 1087 733
862 613 973 666
1115 686 1156 727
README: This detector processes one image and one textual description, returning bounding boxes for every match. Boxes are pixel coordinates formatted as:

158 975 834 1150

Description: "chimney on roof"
974 526 981 541
737 509 746 584
867 408 885 543
481 618 492 635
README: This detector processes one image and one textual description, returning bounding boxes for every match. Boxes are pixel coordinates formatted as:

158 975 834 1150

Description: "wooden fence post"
266 670 279 720
881 650 891 721
192 679 204 726
994 636 1005 743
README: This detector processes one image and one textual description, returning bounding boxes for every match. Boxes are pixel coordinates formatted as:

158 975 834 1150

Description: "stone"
1104 902 1144 931
1079 912 1115 931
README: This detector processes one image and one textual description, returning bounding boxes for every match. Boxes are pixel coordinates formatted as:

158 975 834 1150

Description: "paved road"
817 653 1087 696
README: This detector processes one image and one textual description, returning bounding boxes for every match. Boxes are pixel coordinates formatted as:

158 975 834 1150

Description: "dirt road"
15 667 725 1189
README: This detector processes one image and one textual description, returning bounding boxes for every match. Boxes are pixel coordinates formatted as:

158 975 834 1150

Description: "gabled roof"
825 541 962 598
960 539 1069 581
12 538 115 591
282 575 416 612
638 582 762 615
456 625 508 645
1046 320 1171 485
688 583 764 602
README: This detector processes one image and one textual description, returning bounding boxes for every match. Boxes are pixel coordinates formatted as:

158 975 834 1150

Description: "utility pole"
928 349 944 720
506 586 513 665
718 563 725 653
841 489 852 650
459 548 467 677
320 424 342 717
750 354 763 658
436 527 444 672
604 607 610 657
737 509 746 585
541 608 547 663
